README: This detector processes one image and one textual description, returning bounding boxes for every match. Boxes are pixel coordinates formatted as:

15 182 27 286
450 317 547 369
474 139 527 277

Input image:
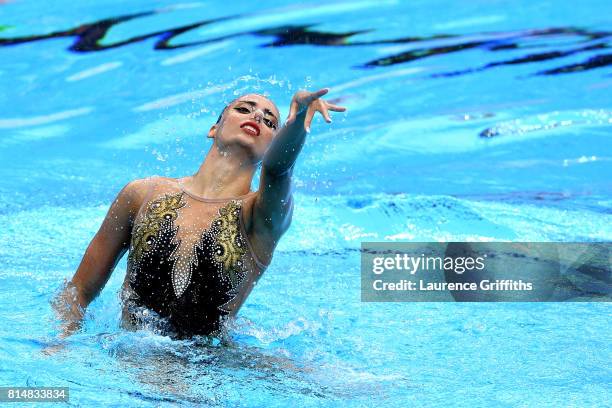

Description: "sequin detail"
129 195 249 299
211 200 247 287
129 192 186 261
124 185 262 337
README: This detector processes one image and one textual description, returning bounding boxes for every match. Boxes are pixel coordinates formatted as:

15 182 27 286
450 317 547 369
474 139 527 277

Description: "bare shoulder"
122 176 154 198
118 176 162 213
122 175 183 205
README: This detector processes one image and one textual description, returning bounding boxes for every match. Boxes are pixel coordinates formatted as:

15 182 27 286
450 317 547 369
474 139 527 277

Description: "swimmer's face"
209 94 280 162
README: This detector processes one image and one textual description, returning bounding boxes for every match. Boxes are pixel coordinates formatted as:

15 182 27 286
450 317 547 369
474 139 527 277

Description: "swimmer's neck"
183 144 256 199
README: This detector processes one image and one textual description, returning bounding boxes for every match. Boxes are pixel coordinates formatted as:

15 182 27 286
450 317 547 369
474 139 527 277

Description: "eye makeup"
234 101 278 130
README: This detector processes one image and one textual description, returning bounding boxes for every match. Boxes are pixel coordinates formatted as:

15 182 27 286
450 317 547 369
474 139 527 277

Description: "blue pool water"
1 0 611 406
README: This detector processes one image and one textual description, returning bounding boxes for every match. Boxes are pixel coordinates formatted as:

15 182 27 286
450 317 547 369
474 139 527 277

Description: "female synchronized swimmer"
53 88 346 339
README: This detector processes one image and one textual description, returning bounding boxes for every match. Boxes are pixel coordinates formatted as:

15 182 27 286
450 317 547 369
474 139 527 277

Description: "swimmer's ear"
208 125 217 139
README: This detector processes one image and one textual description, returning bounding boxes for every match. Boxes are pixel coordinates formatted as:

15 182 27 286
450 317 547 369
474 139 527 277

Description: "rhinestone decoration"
129 193 249 299
211 200 247 287
129 192 186 261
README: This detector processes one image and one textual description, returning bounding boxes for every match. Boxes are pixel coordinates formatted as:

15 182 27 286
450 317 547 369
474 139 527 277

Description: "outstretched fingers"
286 87 347 131
299 88 329 107
305 99 348 130
326 103 347 112
307 88 329 103
321 106 332 123
285 99 299 125
304 106 317 133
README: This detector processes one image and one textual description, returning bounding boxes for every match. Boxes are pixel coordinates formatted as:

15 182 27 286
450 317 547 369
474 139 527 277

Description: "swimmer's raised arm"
263 88 345 173
251 89 346 261
51 179 145 338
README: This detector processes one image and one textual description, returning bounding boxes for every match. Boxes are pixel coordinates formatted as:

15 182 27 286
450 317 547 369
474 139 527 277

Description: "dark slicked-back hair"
216 111 224 124
215 103 232 124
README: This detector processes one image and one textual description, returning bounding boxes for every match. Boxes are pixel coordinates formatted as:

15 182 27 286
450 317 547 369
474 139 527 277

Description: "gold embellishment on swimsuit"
211 200 247 288
171 199 248 298
129 192 186 261
129 192 249 301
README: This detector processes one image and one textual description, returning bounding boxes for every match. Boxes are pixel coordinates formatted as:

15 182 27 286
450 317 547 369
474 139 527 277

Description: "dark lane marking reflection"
537 53 612 75
257 25 372 47
0 11 239 52
0 9 610 76
362 27 611 76
0 11 155 49
430 42 609 77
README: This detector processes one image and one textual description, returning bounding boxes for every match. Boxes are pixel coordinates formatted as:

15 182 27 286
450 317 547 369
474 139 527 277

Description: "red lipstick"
240 121 260 137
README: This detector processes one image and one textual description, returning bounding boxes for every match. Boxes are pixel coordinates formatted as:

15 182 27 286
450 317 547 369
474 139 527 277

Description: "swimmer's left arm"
262 88 345 174
251 89 346 260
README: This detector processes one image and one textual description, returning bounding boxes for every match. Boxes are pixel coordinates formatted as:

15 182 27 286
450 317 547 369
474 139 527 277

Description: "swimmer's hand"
41 281 86 357
285 88 347 133
50 280 87 337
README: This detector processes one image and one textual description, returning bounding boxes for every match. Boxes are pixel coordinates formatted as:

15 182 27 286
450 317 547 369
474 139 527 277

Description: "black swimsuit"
121 177 268 338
